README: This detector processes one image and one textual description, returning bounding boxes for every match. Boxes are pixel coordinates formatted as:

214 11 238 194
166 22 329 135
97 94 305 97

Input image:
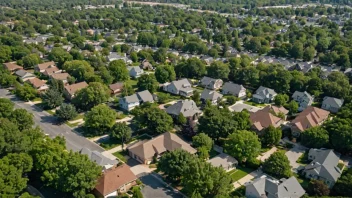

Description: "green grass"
100 138 121 150
293 173 310 189
65 121 80 128
338 162 345 170
243 101 267 107
116 112 127 119
113 150 128 162
46 109 55 115
70 114 84 121
125 79 138 90
228 166 254 181
32 97 42 102
296 151 309 165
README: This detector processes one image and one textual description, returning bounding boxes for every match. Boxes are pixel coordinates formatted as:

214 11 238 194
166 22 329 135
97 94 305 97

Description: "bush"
245 158 261 169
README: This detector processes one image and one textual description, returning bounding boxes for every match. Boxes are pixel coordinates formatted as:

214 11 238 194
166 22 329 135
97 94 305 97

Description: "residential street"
0 89 104 152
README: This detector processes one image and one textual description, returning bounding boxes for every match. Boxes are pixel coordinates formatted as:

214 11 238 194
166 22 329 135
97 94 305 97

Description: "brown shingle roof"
128 132 197 162
43 66 60 76
3 62 23 71
64 81 88 96
250 109 283 131
109 82 124 91
291 106 330 132
95 164 137 196
262 105 289 115
37 61 56 70
27 77 46 88
51 73 70 80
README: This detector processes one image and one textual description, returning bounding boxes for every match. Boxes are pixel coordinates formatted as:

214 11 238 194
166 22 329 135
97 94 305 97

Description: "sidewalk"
256 147 277 162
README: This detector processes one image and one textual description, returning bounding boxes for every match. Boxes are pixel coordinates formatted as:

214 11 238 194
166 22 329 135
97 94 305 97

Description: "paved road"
0 89 104 152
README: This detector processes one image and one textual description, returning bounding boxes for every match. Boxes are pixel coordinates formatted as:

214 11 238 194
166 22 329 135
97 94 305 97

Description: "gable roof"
80 147 118 166
262 105 289 115
37 61 56 70
3 62 23 71
170 79 192 91
200 89 223 101
15 70 36 78
43 66 60 76
292 91 314 101
27 78 46 88
64 81 88 96
109 82 124 91
128 132 197 161
94 164 137 196
200 76 222 89
137 90 154 103
250 109 283 131
254 86 277 99
166 100 201 117
291 106 330 132
222 82 245 95
127 66 143 74
122 94 139 103
322 97 344 108
51 72 70 80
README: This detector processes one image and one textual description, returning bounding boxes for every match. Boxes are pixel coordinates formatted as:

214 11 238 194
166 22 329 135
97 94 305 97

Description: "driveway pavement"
228 101 261 113
234 169 264 189
0 89 104 152
285 145 306 172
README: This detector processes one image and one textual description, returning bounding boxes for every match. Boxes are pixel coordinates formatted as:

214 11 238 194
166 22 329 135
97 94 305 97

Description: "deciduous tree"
73 82 110 110
262 152 291 178
84 104 117 136
137 74 158 93
41 88 64 109
110 122 132 150
55 104 78 121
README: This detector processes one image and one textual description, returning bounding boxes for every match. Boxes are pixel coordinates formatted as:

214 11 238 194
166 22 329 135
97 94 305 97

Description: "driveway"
228 102 261 113
285 145 306 172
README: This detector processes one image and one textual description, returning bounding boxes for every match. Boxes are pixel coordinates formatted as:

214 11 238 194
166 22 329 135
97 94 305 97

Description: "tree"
41 88 64 109
191 91 201 106
226 96 238 105
224 130 261 162
133 106 173 134
155 65 176 83
157 149 196 182
307 180 330 196
48 47 73 67
0 45 12 63
301 127 329 148
73 82 110 110
63 60 94 82
130 52 138 63
290 41 304 59
110 122 132 150
121 83 135 97
175 58 206 79
55 104 78 121
274 94 289 106
137 74 158 93
207 61 230 80
132 186 143 198
192 133 213 151
177 113 187 125
9 109 33 131
303 46 316 61
0 69 16 88
325 118 352 154
49 78 64 93
14 83 37 101
287 100 299 114
262 152 291 178
333 169 352 196
262 125 282 147
0 98 14 118
108 60 129 82
98 67 113 85
22 54 40 69
84 104 117 136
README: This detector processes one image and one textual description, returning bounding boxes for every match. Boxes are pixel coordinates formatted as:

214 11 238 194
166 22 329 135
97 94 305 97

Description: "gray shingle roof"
123 94 139 103
292 91 314 102
200 89 223 101
171 79 192 92
322 97 344 108
165 100 201 117
80 147 118 166
222 82 245 96
137 90 154 103
255 86 277 98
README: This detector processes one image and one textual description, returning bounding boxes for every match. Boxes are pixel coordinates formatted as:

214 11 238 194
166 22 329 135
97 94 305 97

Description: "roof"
200 89 223 101
292 91 314 102
322 96 344 108
95 164 137 196
255 86 277 99
262 105 289 115
207 153 238 169
109 82 124 91
80 147 118 166
3 62 23 71
222 82 245 95
170 79 192 92
15 70 34 77
51 72 70 80
122 94 139 103
200 76 222 88
250 109 283 131
165 100 201 117
37 61 55 70
246 176 305 198
291 106 330 132
128 132 197 161
27 78 46 88
304 148 342 183
128 66 143 74
64 81 88 96
43 66 60 76
137 90 154 103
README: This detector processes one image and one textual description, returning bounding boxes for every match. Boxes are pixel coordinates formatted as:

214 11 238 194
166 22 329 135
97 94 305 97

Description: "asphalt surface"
140 173 184 198
0 89 104 152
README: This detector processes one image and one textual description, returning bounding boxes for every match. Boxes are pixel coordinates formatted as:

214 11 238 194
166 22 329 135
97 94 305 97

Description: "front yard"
243 100 267 107
113 150 128 162
227 166 255 181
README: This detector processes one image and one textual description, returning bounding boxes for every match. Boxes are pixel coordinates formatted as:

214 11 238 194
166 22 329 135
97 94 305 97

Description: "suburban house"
50 73 70 84
127 132 197 164
127 66 144 78
252 86 277 103
250 108 284 134
63 81 88 100
290 106 330 137
140 59 153 70
200 89 223 104
3 62 23 73
26 78 49 92
207 153 238 172
245 175 305 198
15 70 36 81
166 100 201 122
107 52 130 63
303 148 342 188
119 90 154 111
109 82 124 95
42 66 61 76
261 105 289 120
34 61 56 73
80 147 118 167
221 82 246 98
94 164 137 198
321 96 344 113
200 76 223 90
292 91 314 111
163 79 193 97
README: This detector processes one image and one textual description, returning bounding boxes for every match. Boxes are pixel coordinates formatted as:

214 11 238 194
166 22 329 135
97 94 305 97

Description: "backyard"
227 166 255 181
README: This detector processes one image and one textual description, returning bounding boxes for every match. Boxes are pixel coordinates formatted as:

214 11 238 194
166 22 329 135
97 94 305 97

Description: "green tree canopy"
55 104 78 122
110 122 132 150
108 60 130 82
301 126 329 148
84 104 117 136
261 125 282 147
137 74 159 93
41 88 64 109
155 65 176 83
262 152 292 178
192 133 213 151
73 82 110 110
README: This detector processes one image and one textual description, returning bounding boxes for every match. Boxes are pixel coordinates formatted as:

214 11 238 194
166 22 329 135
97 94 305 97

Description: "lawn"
227 166 254 181
113 150 128 162
293 173 310 189
99 138 121 150
296 151 309 165
243 100 267 107
65 122 80 128
32 97 42 102
46 109 55 115
70 114 84 121
338 162 345 170
125 79 138 90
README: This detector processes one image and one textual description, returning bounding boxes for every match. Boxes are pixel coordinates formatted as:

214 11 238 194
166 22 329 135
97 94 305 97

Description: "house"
42 66 61 76
119 90 154 111
50 73 70 84
290 106 330 137
107 52 128 63
200 76 223 90
14 70 36 81
94 164 137 198
109 82 124 95
80 147 118 167
321 96 344 113
3 62 23 73
289 62 314 73
34 61 56 73
303 148 342 188
292 91 314 111
163 79 193 97
27 78 49 92
221 82 246 98
207 153 238 172
63 81 88 100
200 89 223 104
86 29 95 36
166 100 201 121
262 105 289 120
252 86 277 104
127 66 144 78
245 175 305 198
127 132 197 164
140 59 153 70
250 108 284 134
